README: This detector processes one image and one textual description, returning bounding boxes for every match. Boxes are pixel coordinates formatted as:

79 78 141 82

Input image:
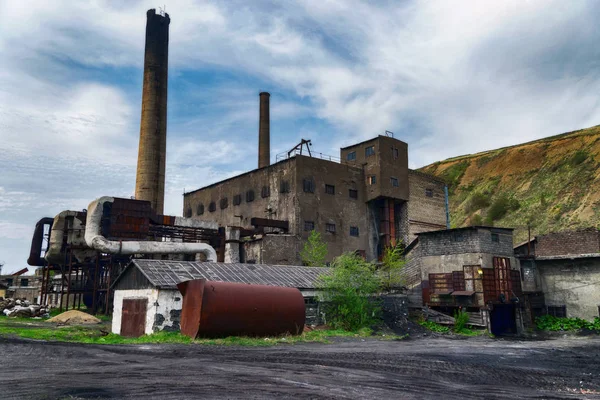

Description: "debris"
46 310 101 325
0 298 49 318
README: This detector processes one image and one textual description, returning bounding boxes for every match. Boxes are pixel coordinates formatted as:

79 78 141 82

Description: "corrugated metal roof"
113 259 330 290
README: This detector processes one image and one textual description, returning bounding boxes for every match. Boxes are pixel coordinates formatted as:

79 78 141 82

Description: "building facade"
183 135 447 263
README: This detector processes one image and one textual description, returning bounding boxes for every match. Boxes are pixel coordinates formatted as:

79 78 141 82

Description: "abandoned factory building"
184 131 448 264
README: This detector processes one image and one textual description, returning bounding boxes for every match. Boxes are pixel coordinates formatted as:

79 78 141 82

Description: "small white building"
111 259 327 337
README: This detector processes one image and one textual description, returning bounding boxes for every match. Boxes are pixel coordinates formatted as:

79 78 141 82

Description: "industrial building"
183 99 449 264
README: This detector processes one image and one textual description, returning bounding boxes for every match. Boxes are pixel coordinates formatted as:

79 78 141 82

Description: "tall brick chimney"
135 9 170 214
258 92 270 168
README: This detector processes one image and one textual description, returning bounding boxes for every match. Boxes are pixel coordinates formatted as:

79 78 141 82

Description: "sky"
1 0 600 274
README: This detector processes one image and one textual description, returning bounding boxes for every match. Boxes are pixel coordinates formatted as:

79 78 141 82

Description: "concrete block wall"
536 228 600 257
407 171 447 243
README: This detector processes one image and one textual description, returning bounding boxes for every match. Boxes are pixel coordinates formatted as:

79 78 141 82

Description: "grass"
417 318 484 336
0 318 398 346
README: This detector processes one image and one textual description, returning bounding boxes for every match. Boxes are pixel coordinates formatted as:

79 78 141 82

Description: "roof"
416 226 513 236
535 253 600 261
340 135 408 150
112 259 330 290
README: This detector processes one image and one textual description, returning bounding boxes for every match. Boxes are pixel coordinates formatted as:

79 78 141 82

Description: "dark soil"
1 335 599 399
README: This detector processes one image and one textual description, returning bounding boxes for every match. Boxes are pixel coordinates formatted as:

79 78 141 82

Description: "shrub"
466 192 490 213
418 320 450 333
486 195 520 224
300 230 328 267
535 315 600 332
470 214 483 226
570 149 588 166
380 243 406 291
318 253 382 331
453 309 470 333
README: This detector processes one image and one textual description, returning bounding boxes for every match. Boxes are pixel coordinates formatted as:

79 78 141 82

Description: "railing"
275 149 343 164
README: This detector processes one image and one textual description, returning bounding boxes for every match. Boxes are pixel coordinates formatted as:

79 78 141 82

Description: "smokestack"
258 92 270 168
135 9 170 214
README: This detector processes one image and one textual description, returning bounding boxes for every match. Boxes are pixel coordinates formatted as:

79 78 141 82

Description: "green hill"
419 125 600 243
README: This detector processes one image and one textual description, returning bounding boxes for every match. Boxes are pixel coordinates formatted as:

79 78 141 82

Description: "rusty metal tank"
177 279 305 338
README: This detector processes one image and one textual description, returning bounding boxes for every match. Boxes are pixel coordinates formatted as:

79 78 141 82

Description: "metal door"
120 298 147 337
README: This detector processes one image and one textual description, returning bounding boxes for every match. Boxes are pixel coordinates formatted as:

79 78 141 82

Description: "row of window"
192 182 289 216
303 179 359 199
304 221 359 236
345 145 400 161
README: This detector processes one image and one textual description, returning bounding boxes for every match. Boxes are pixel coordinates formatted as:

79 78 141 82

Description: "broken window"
368 175 376 185
233 195 241 206
246 190 255 203
347 151 356 161
197 204 204 215
325 184 335 195
349 189 358 199
303 178 315 193
350 226 359 237
304 221 315 231
261 185 270 198
326 223 336 233
185 207 192 217
390 177 399 187
425 188 433 197
220 198 228 209
208 202 216 212
547 305 566 318
280 180 290 193
365 145 375 157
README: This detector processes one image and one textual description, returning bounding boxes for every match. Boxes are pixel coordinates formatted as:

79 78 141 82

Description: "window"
220 198 228 209
246 190 255 202
425 188 433 197
346 151 356 161
208 202 216 212
453 232 464 242
325 184 335 195
349 189 358 199
197 204 204 215
326 223 336 233
491 233 499 243
368 175 376 185
390 177 399 187
365 146 375 157
185 207 192 217
20 279 28 287
261 185 270 198
233 195 241 206
547 306 566 318
303 178 315 193
350 226 359 237
304 221 315 231
280 180 290 193
392 147 399 159
6 278 13 286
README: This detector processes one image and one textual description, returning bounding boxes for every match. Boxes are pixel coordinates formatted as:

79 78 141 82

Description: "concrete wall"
418 228 514 258
112 288 159 335
536 228 600 257
154 290 182 332
406 171 447 243
242 235 302 265
537 258 600 320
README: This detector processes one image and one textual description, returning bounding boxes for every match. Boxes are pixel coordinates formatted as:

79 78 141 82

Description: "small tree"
300 230 328 267
318 252 382 331
380 243 406 291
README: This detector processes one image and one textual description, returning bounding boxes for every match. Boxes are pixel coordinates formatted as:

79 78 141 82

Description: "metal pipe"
84 197 218 261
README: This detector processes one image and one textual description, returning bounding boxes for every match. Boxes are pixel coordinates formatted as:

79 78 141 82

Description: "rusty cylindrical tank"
177 279 305 338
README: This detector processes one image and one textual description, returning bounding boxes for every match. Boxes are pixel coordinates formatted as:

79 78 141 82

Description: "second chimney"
258 92 270 168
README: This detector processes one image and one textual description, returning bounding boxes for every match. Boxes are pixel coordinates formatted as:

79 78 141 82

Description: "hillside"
419 125 600 244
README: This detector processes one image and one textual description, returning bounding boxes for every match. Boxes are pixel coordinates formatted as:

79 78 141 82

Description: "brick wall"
417 227 514 257
407 171 447 243
536 228 600 257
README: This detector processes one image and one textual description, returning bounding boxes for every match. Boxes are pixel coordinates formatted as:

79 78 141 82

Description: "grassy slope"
419 125 600 243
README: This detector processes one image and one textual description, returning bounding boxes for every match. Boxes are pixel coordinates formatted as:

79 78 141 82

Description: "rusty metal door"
120 298 147 337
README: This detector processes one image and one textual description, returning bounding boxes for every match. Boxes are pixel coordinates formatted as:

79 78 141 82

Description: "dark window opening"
326 223 336 233
390 177 399 187
6 278 13 286
233 195 241 206
303 178 315 193
347 151 356 161
197 204 204 215
304 221 315 231
20 279 28 287
280 180 290 193
350 226 359 237
261 185 270 198
453 232 464 242
185 207 192 217
349 189 358 199
208 202 216 212
246 190 255 202
368 175 376 185
220 198 228 209
393 147 399 159
325 184 335 195
547 305 566 318
425 188 433 197
491 233 499 243
365 146 375 157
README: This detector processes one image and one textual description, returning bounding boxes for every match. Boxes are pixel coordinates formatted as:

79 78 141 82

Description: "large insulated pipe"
258 92 270 168
135 9 170 215
84 197 217 261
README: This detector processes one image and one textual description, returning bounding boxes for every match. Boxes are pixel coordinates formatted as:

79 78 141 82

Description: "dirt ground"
1 335 599 400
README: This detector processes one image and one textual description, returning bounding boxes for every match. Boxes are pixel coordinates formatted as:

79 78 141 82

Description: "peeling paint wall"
154 290 183 332
112 288 159 335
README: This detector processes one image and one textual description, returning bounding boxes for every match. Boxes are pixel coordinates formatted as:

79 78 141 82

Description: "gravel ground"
1 335 599 399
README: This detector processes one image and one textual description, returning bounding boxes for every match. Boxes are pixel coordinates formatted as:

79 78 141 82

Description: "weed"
535 315 600 332
453 310 469 332
417 320 450 333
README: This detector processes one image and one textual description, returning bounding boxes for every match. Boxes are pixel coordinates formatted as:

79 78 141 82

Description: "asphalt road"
1 335 599 399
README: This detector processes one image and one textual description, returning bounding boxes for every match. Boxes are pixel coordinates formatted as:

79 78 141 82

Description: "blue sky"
1 0 600 274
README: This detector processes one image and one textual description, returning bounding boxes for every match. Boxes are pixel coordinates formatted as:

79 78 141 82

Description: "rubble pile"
0 298 49 318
